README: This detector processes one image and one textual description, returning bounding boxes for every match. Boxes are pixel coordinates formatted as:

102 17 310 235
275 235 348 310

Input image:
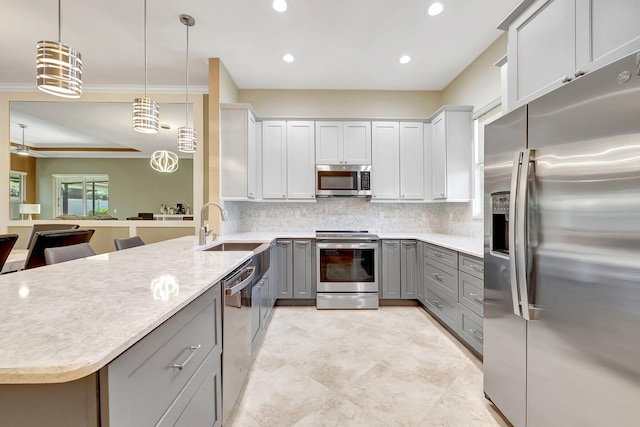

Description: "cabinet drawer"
424 243 458 269
459 272 484 316
103 285 222 427
459 254 484 279
425 260 458 299
425 288 460 331
157 349 222 427
459 306 483 355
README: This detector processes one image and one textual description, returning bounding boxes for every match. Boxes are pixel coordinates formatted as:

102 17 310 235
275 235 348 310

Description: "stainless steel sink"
205 242 271 279
207 242 265 252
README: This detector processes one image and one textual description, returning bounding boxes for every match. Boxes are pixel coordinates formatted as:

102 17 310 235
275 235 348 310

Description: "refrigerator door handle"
509 151 523 316
517 149 534 321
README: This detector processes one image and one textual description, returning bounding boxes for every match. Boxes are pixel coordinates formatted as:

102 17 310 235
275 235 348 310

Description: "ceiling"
0 0 519 91
3 0 519 158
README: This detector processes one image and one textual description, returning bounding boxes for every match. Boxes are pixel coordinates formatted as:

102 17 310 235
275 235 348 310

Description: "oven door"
316 241 378 292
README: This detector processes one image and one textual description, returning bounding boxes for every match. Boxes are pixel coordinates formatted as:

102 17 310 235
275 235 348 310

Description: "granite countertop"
0 236 251 385
219 231 483 258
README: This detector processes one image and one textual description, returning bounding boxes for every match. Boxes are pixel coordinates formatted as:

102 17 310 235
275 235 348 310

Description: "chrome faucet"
199 202 229 245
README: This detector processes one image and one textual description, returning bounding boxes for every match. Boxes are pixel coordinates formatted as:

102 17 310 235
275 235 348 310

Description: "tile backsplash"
221 199 482 238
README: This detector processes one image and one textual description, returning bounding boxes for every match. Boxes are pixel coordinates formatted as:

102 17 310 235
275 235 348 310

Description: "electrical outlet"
113 208 117 214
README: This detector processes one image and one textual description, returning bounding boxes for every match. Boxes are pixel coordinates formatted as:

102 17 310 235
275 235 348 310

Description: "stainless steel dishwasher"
222 260 255 423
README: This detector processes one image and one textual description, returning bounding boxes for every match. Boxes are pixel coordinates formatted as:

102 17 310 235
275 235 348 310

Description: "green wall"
35 158 193 220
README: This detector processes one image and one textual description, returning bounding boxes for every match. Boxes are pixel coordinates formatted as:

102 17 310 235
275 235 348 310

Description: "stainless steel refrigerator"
484 50 640 427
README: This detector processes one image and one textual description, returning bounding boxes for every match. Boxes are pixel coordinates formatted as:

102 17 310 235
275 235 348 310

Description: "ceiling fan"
10 124 45 157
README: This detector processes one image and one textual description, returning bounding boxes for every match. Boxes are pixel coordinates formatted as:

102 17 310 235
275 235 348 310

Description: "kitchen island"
0 236 251 426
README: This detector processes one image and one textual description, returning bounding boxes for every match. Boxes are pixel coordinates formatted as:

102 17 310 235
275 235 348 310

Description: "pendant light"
36 0 82 98
150 150 179 173
133 0 159 134
16 124 30 156
177 14 196 153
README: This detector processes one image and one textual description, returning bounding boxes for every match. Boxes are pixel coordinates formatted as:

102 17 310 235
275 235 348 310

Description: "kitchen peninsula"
0 237 251 426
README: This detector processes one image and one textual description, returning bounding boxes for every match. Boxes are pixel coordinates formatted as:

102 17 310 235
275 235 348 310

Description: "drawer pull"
431 299 444 309
433 273 443 281
434 251 444 258
469 292 483 304
172 344 202 371
469 329 484 342
469 264 484 273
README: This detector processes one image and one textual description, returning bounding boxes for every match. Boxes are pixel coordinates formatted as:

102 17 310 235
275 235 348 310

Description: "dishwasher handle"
224 266 255 296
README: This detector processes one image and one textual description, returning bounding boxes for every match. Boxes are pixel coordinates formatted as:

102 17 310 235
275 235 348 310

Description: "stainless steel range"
315 230 379 309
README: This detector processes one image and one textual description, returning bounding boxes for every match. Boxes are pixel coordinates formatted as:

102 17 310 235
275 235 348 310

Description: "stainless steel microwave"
316 164 371 197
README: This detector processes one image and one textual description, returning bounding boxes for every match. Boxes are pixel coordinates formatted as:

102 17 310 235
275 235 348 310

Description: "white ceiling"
0 0 519 91
3 0 519 158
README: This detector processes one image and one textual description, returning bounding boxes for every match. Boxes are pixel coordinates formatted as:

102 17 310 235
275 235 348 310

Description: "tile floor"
227 306 510 427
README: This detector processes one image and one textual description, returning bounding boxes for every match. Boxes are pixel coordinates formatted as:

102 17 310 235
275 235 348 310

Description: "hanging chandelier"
36 0 82 98
133 0 159 134
177 14 196 153
150 150 179 173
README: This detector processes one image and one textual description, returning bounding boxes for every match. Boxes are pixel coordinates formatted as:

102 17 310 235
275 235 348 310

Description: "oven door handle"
316 242 379 250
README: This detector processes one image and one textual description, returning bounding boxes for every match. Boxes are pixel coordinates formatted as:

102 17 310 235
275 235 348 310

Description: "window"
9 171 26 220
472 101 502 219
54 175 109 217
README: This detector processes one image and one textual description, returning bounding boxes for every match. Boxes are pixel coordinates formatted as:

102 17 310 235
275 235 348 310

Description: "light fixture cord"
185 21 189 126
144 0 148 98
57 0 62 42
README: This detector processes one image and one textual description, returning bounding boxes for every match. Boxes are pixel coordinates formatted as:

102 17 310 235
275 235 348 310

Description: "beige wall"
35 158 193 220
238 89 442 118
219 61 239 103
441 33 507 112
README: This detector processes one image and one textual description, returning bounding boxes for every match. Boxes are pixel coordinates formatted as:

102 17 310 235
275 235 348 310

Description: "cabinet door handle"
574 69 585 78
562 75 572 83
431 299 444 309
172 344 202 370
469 329 484 342
433 273 443 281
434 251 443 258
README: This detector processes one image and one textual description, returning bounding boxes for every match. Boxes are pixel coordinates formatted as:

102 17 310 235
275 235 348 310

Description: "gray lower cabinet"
422 247 485 357
416 241 425 304
381 239 419 299
102 283 223 426
381 240 401 298
0 284 224 427
275 239 293 298
400 240 418 299
293 239 315 298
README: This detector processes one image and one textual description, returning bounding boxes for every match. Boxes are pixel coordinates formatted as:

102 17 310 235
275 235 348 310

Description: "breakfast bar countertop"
0 236 251 384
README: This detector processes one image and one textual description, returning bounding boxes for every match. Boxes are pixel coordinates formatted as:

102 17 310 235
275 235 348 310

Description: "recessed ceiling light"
426 1 444 16
272 0 288 12
283 54 295 63
399 55 412 64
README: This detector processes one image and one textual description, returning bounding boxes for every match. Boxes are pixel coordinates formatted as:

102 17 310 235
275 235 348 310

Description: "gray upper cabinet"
221 104 257 200
275 239 293 298
429 106 473 201
371 121 400 200
503 0 640 111
293 239 315 298
315 121 371 165
400 240 418 299
262 121 288 199
286 121 316 200
399 123 425 200
381 240 401 299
